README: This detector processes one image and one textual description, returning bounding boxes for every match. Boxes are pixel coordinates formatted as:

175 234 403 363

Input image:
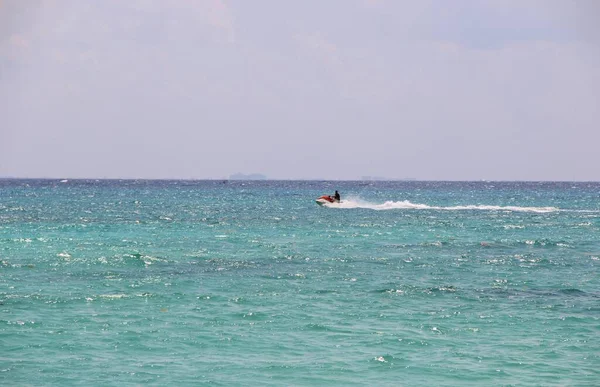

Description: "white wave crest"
323 198 559 213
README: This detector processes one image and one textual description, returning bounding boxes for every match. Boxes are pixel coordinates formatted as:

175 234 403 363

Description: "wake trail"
324 198 567 213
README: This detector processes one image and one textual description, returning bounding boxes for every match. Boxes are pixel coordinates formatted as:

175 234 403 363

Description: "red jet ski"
316 195 340 206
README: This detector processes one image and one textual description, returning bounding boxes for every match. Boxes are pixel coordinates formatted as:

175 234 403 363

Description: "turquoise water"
1 180 599 385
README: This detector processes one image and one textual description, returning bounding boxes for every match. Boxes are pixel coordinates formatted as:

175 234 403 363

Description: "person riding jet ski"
333 190 340 202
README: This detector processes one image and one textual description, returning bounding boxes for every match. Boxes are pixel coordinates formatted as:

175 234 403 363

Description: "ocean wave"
323 198 559 213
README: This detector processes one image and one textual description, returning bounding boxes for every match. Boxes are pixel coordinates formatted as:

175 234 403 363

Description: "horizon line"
1 177 599 183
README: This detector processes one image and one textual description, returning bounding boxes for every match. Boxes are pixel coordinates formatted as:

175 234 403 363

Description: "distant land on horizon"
361 176 417 181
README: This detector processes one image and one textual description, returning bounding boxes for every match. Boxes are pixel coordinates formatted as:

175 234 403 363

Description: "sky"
1 0 599 180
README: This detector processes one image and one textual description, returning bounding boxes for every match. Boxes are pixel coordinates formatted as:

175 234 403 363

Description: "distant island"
361 176 416 181
229 173 267 180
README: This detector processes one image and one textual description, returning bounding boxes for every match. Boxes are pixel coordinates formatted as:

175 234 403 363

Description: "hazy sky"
1 0 599 180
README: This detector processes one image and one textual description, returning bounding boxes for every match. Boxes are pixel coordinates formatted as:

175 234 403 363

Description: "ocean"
1 179 598 385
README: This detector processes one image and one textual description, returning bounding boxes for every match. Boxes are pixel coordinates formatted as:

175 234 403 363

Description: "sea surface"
1 179 599 386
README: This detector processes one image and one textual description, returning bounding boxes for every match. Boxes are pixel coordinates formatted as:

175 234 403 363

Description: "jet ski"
316 195 340 206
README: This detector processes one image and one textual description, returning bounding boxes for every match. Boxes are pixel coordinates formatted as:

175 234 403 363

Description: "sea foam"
324 198 559 213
